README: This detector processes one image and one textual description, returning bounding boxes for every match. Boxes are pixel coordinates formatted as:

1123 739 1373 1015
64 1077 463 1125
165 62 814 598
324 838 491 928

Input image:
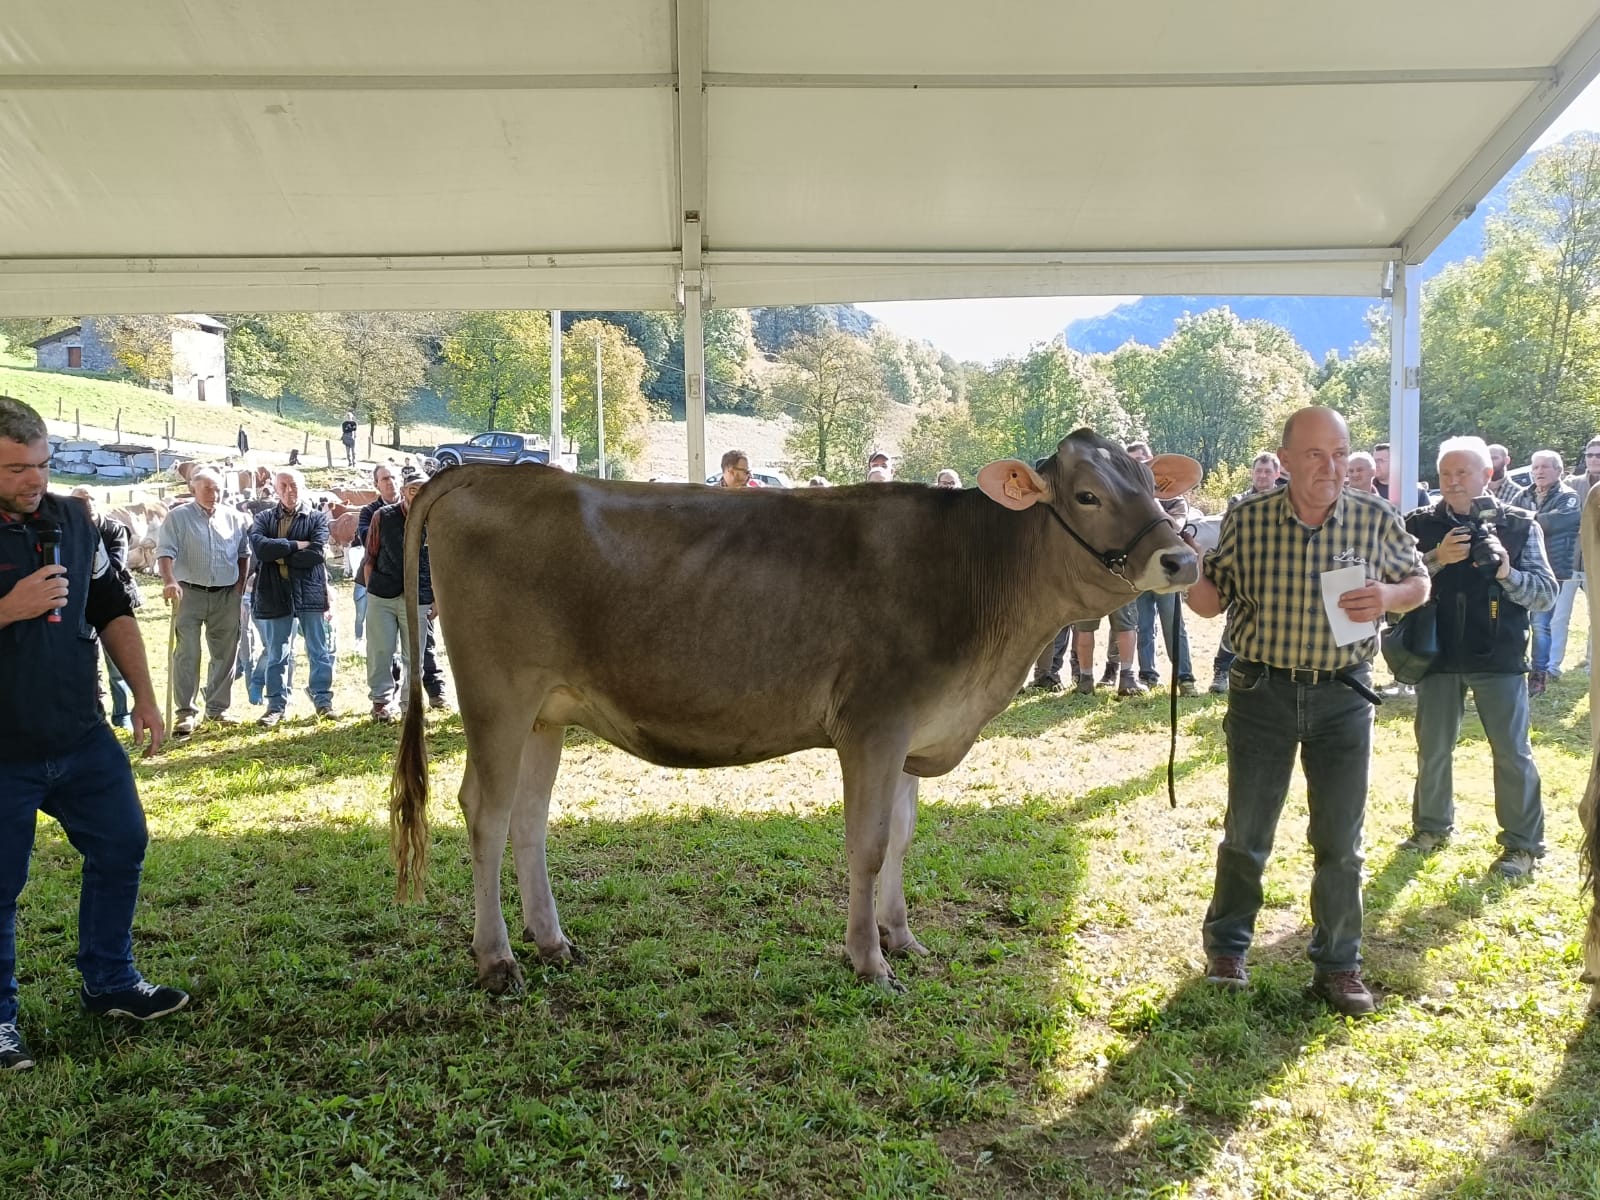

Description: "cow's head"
977 429 1200 597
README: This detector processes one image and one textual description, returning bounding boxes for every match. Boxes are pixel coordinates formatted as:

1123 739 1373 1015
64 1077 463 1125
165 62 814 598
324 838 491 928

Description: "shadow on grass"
1412 1009 1600 1197
966 927 1347 1197
9 796 1097 1200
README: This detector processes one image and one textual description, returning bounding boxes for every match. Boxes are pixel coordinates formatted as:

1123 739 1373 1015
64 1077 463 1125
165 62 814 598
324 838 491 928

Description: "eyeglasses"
1585 451 1600 458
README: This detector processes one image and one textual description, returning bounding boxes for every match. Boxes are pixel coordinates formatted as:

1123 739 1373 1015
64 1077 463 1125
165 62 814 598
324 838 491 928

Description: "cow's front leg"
840 735 911 991
511 722 581 965
459 759 523 994
876 772 928 958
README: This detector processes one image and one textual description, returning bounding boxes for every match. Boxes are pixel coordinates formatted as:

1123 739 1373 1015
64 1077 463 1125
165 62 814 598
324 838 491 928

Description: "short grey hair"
190 466 224 490
274 466 307 492
1437 435 1492 473
0 396 47 445
1348 451 1375 470
1252 451 1281 471
1531 448 1565 473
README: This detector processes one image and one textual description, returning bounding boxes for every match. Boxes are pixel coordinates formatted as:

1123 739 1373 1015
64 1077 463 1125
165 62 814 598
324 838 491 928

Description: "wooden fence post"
325 440 334 468
115 409 122 443
75 408 80 437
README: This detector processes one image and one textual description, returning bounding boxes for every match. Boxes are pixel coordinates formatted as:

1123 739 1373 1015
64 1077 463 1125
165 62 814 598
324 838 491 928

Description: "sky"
858 77 1600 366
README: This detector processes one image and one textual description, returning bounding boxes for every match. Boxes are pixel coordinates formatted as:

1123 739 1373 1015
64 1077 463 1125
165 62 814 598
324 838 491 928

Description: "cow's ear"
977 459 1052 511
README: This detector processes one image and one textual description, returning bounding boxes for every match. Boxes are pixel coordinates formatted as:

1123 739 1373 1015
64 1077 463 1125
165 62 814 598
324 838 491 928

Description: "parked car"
432 432 550 468
703 467 792 489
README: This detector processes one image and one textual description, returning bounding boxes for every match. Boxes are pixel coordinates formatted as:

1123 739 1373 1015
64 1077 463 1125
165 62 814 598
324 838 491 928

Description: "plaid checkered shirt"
1205 488 1427 672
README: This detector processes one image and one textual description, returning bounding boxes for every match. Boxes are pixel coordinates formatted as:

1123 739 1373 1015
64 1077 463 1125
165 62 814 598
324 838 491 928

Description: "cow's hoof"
476 957 525 995
526 935 584 967
870 972 908 996
883 934 934 966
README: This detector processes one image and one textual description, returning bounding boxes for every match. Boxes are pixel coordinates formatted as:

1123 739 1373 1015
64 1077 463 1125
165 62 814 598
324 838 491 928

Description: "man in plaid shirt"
1185 407 1430 1017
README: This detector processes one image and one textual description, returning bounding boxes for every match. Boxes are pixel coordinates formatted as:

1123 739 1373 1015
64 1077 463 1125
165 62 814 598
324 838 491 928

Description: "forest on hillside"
5 135 1600 487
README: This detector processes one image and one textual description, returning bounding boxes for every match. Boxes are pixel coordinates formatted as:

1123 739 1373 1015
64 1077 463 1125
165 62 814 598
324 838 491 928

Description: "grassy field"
0 354 469 459
2 580 1598 1198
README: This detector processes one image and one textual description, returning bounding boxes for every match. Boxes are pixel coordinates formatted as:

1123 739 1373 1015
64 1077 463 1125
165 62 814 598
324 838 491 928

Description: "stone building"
32 314 229 404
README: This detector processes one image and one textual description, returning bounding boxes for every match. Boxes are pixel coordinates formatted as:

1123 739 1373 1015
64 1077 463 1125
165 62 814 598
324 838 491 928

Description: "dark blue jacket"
0 495 137 757
1513 482 1581 579
364 501 433 605
249 503 330 619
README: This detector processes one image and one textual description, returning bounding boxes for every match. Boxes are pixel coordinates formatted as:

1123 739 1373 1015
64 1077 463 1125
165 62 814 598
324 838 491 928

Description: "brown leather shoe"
1310 970 1376 1017
1204 955 1249 990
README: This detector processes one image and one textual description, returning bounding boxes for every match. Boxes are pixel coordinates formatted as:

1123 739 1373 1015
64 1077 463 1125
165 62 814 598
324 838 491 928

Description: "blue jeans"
1137 591 1193 682
1412 671 1544 854
0 724 150 1024
353 583 368 641
1203 662 1374 974
102 649 133 730
1533 575 1583 674
259 612 333 713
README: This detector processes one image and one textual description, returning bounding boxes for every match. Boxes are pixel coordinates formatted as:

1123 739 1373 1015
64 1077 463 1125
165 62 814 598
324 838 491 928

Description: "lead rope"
1168 657 1179 808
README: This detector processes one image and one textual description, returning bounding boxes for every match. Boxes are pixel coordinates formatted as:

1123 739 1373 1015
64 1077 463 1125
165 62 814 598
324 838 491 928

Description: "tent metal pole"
1388 261 1422 509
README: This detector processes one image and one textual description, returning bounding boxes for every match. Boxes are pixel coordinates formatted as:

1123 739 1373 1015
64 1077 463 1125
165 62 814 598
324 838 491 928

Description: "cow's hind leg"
876 772 928 958
511 721 580 965
839 733 912 991
458 713 534 994
1581 750 1600 1008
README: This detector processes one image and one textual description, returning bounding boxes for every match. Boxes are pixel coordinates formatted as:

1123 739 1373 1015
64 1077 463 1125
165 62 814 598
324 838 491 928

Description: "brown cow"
1578 486 1600 1008
391 430 1199 994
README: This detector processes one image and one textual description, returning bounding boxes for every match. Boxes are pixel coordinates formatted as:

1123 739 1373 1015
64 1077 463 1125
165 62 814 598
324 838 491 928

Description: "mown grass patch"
2 584 1598 1197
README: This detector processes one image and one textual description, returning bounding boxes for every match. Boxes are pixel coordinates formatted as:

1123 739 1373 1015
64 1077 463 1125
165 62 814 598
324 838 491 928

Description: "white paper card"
1320 564 1376 647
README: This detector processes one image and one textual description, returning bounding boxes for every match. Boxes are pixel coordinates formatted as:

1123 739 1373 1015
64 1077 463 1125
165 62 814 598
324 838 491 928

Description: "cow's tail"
390 467 469 901
1581 751 1600 1008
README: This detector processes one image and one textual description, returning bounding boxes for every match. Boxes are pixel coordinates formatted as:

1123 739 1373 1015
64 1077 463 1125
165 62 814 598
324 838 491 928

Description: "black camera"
1465 496 1502 571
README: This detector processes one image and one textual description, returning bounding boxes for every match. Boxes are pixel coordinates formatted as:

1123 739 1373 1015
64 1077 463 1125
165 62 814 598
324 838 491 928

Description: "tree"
763 330 889 477
898 342 1135 484
558 319 656 474
437 311 551 432
225 313 318 414
293 312 432 446
1133 308 1313 473
102 315 176 388
1407 136 1600 463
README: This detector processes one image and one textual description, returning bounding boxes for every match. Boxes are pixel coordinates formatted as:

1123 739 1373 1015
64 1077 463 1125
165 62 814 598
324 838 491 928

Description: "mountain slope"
1062 149 1528 358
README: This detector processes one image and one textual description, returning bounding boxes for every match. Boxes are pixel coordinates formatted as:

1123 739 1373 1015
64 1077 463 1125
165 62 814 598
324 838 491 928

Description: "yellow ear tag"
1003 472 1028 502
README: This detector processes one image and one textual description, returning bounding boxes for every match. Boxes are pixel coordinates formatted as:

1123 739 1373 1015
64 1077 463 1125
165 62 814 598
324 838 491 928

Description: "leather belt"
1237 661 1382 706
179 581 234 593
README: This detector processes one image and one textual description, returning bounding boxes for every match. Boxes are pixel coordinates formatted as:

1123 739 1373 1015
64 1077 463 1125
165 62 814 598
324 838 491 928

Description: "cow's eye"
1074 491 1100 507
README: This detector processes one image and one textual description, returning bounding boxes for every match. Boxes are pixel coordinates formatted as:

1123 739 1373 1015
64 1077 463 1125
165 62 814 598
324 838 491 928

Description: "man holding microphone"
0 397 188 1072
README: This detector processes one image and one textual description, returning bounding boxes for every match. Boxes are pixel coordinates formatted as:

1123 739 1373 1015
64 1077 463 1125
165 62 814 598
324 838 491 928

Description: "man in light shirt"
155 467 251 736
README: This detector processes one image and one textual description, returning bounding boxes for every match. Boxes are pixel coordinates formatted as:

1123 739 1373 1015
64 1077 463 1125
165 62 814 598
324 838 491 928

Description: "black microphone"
37 525 63 623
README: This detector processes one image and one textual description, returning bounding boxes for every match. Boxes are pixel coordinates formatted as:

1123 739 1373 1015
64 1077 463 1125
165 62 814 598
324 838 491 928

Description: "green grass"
0 361 469 459
3 583 1599 1197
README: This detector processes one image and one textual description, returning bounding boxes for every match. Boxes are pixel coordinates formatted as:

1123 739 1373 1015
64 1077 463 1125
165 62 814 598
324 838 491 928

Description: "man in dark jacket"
340 411 358 467
1513 449 1582 693
70 487 136 730
362 472 436 722
1401 436 1556 878
352 462 400 645
249 468 334 727
0 397 188 1072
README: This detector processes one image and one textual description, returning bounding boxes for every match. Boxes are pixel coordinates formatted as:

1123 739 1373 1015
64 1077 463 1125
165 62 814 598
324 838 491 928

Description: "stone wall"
49 435 188 481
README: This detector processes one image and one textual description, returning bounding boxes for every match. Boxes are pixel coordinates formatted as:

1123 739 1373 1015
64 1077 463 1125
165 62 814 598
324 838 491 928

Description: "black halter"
1041 503 1172 590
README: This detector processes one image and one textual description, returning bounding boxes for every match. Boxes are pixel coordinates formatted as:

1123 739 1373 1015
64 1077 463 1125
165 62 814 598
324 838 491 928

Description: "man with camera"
0 397 189 1072
1401 436 1555 877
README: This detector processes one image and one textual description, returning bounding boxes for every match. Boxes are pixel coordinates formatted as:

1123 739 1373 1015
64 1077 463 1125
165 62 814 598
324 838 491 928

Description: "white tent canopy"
4 0 1599 314
3 1 1599 481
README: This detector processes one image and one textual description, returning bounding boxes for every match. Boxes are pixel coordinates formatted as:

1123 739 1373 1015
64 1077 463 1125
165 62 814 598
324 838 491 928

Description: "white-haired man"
155 466 251 736
1401 436 1555 877
1346 451 1378 496
1512 450 1581 692
248 468 335 727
